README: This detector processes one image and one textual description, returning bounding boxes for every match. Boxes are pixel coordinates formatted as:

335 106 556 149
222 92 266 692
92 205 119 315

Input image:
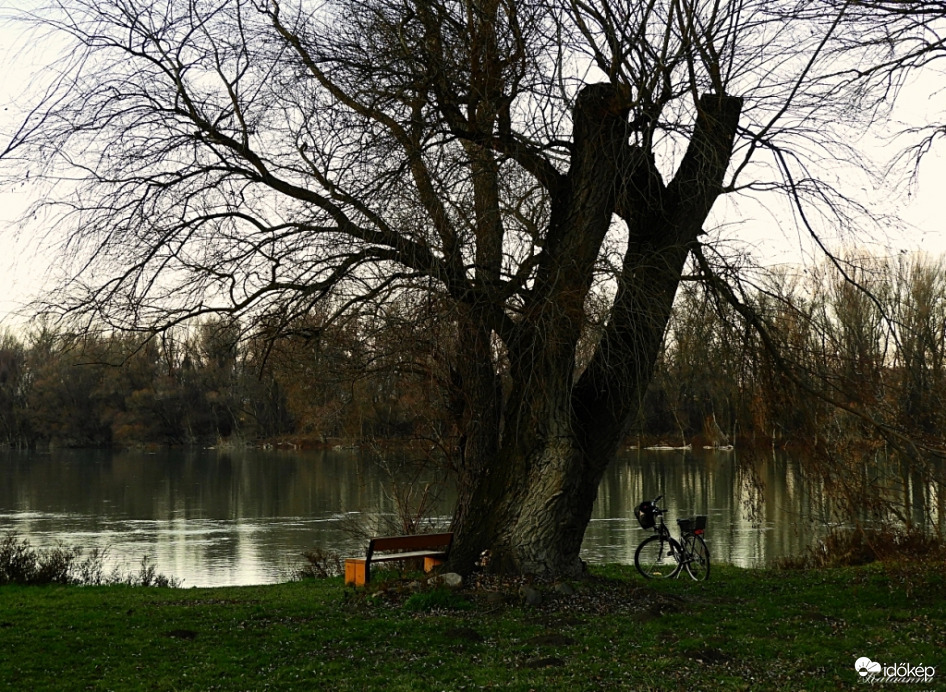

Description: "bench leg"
345 559 368 586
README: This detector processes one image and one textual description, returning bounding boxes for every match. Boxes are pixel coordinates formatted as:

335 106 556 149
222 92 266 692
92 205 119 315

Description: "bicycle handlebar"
651 495 666 516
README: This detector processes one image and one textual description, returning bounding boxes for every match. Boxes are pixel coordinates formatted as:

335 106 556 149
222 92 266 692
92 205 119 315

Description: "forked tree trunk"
447 86 743 577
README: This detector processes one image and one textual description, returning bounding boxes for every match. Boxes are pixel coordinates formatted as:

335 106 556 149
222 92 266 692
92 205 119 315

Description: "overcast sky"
1 5 944 331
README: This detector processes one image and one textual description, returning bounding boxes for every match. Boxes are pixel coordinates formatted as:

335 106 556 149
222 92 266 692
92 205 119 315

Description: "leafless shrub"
0 534 179 587
0 534 78 585
777 525 946 570
293 547 345 580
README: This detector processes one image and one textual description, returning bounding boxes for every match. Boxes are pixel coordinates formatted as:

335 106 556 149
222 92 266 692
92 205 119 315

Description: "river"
0 447 880 586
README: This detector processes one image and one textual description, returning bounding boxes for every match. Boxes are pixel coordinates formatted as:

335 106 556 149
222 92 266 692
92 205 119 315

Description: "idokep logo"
856 656 936 684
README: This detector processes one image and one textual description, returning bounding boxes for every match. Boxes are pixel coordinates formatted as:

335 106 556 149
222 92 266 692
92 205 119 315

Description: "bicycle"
633 495 710 580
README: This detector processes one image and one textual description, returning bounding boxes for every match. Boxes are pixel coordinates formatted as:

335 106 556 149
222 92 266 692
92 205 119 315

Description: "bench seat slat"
369 550 448 563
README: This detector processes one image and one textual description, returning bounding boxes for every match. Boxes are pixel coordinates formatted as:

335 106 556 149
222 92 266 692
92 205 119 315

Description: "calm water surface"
1 448 838 586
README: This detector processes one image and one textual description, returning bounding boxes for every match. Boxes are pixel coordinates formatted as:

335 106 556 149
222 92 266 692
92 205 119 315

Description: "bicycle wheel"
682 534 710 581
635 535 682 579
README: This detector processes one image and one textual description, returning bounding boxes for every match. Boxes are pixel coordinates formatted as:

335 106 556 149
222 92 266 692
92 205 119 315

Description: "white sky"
1 6 944 332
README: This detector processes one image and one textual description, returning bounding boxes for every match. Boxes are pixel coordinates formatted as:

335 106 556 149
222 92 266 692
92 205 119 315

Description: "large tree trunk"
448 86 743 578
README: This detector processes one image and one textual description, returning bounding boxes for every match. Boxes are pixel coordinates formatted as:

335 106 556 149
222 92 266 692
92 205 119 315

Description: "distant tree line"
0 300 452 449
642 253 946 453
1 254 944 453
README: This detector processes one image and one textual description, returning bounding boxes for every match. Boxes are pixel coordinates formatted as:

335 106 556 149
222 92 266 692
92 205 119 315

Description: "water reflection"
584 449 826 568
1 447 939 586
0 448 416 587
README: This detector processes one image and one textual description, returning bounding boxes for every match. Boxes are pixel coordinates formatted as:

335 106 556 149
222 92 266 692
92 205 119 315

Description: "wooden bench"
344 532 453 586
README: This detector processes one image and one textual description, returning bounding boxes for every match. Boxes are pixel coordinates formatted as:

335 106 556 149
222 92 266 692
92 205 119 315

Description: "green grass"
1 564 944 690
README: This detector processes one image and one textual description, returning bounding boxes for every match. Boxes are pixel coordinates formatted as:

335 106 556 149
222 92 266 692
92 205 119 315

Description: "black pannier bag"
635 501 656 529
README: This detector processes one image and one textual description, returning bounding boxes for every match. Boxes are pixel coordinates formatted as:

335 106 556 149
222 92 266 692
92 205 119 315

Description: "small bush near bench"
292 547 345 580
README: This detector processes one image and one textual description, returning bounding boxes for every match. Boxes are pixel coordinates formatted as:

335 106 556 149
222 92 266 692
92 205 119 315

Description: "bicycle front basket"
635 501 656 529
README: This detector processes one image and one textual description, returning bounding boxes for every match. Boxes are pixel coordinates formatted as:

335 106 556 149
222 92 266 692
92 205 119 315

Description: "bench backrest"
366 532 453 558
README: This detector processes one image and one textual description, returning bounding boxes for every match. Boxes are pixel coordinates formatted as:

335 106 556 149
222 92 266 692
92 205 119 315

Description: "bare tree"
807 0 946 166
1 0 901 575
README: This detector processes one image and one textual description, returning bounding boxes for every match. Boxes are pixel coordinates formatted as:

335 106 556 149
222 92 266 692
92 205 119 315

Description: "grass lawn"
1 563 943 691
